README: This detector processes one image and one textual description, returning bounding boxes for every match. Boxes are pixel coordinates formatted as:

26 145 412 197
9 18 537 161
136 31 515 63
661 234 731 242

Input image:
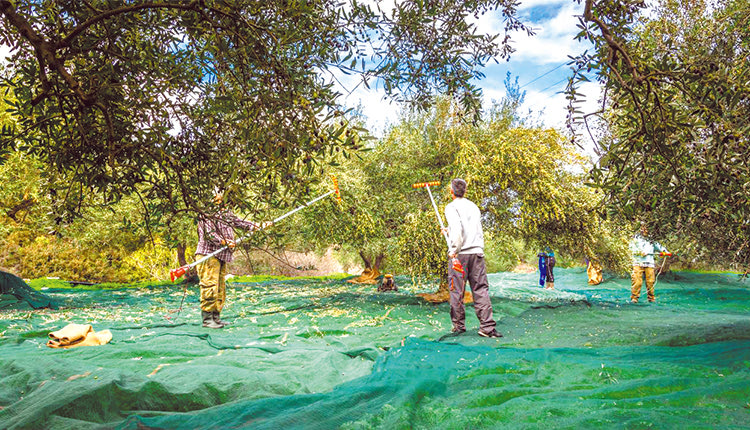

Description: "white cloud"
508 2 587 64
327 0 599 138
518 0 569 9
471 1 586 65
519 79 604 159
0 44 12 63
341 84 399 136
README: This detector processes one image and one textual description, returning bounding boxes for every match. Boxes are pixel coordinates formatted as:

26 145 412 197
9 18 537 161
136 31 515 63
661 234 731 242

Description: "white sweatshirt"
444 197 484 256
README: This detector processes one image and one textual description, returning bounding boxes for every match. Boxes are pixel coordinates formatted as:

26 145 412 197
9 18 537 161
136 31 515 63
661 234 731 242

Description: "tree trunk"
176 242 198 282
6 198 35 222
418 274 473 304
348 250 384 284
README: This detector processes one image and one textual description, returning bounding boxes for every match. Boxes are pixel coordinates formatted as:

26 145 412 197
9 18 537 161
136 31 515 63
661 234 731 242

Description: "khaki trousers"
196 255 227 312
631 265 656 302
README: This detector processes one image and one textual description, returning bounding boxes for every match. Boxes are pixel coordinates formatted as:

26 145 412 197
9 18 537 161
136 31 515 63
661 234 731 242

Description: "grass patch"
26 273 355 290
26 278 73 290
27 278 178 290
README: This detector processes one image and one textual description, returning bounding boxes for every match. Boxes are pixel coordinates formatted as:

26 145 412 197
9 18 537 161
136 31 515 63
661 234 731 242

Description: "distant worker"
195 190 270 328
586 258 603 285
443 178 502 338
378 274 398 292
629 224 668 303
537 247 556 290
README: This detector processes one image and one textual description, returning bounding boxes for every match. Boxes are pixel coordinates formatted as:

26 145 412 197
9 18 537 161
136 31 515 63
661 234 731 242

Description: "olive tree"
569 0 750 266
0 0 531 224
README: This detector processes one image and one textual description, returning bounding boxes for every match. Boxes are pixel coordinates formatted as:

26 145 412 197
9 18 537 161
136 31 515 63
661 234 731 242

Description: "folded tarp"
47 323 112 348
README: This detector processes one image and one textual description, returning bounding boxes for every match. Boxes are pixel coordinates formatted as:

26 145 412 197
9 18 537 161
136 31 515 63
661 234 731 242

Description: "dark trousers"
448 253 496 333
546 256 556 282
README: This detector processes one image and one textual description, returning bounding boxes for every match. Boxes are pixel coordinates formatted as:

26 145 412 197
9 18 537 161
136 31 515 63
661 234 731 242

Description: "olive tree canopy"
0 0 530 221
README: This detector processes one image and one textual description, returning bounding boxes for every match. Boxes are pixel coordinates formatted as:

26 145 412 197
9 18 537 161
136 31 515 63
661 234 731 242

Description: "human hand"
451 257 464 274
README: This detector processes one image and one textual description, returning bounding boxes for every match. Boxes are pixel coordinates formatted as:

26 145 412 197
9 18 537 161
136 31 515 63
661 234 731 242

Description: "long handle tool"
653 252 672 288
412 181 464 274
170 176 341 281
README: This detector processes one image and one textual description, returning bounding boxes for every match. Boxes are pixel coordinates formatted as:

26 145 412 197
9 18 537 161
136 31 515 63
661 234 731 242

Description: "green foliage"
298 88 633 280
570 0 750 267
396 211 447 284
0 0 530 225
124 237 185 281
294 97 463 272
0 231 136 282
483 231 530 273
0 151 46 233
0 146 190 282
456 98 630 272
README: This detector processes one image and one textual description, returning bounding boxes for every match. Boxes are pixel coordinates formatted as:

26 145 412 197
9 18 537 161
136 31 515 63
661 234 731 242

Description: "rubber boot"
202 311 223 329
213 311 228 327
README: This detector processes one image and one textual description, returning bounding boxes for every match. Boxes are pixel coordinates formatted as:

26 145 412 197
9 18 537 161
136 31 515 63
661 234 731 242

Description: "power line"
537 77 569 94
522 78 572 112
519 62 567 89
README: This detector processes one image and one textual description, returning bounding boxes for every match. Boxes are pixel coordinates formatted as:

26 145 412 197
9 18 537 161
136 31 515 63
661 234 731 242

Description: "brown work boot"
213 311 228 327
478 329 503 338
202 311 223 329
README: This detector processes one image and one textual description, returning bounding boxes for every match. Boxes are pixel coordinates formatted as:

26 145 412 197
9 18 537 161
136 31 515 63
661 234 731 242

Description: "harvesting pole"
412 180 464 274
169 175 342 281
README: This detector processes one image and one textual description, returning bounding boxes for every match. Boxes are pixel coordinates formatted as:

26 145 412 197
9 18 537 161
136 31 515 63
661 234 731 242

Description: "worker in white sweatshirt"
444 178 502 338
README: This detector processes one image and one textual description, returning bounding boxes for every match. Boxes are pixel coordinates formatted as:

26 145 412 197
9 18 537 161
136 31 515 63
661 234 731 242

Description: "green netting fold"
0 270 58 310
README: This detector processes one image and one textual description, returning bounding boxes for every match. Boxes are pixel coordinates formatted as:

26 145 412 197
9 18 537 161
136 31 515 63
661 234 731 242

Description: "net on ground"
0 269 749 429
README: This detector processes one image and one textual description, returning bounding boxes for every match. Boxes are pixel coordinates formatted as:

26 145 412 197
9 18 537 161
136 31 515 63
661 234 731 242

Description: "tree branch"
0 1 92 105
583 0 644 85
57 1 202 48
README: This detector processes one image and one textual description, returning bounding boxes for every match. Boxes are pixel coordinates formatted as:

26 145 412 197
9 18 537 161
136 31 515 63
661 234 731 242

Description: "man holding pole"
171 176 340 327
195 190 270 329
444 179 502 338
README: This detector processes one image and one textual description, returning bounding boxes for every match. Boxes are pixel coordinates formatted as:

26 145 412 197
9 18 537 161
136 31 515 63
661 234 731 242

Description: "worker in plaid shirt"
195 190 270 329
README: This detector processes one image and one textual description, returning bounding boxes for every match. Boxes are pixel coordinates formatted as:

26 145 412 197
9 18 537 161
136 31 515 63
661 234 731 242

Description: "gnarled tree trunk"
348 250 384 284
6 198 35 222
418 278 473 304
176 242 198 282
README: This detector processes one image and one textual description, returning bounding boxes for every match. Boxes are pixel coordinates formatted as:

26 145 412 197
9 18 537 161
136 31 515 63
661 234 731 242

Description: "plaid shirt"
195 209 259 263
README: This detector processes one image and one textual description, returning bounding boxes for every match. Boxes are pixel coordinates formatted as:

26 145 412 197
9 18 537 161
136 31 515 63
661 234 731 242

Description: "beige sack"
47 323 112 349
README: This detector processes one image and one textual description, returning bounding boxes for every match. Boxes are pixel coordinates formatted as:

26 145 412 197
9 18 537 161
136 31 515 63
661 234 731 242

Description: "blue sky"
336 0 601 141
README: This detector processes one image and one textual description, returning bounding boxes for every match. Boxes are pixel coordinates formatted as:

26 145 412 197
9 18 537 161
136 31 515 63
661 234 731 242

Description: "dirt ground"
233 247 363 277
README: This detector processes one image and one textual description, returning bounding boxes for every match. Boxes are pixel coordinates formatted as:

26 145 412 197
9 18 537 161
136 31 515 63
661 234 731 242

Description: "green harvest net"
1 269 749 429
0 271 58 311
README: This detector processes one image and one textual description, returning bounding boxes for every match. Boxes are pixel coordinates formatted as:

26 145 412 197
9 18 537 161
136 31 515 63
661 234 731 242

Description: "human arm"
223 209 275 232
653 241 668 254
444 205 463 257
226 213 261 232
